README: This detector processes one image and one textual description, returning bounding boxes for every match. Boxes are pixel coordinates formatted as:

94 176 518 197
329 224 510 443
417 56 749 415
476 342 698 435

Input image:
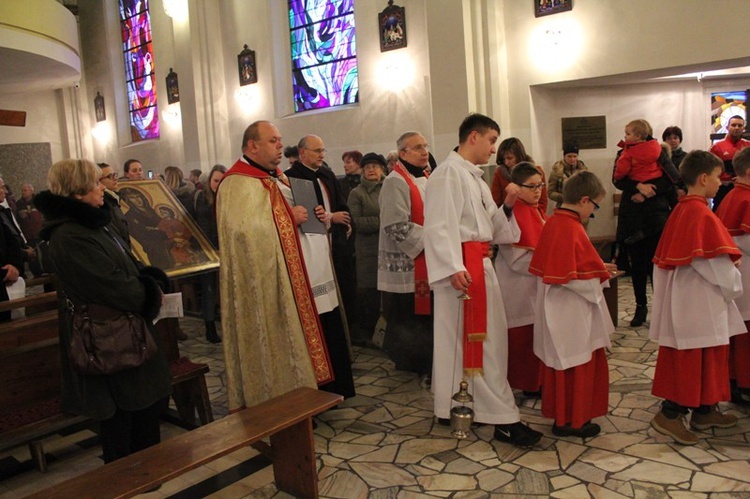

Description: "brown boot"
651 411 698 445
690 405 737 431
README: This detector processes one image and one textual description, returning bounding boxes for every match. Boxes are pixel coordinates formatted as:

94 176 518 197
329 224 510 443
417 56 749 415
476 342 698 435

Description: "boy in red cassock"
529 171 617 438
495 162 546 396
650 150 746 445
714 147 750 404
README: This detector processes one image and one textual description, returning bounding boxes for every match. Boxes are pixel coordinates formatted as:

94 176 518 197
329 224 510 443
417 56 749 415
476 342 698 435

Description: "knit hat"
361 152 387 169
563 142 579 155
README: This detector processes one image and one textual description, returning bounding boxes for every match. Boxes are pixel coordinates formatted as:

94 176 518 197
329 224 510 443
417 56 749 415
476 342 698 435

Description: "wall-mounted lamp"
163 0 188 20
162 103 182 127
94 92 106 122
238 45 258 86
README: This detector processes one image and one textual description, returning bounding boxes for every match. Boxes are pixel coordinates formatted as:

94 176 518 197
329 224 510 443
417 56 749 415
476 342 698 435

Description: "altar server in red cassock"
495 162 546 395
650 150 745 445
529 171 616 438
716 147 750 404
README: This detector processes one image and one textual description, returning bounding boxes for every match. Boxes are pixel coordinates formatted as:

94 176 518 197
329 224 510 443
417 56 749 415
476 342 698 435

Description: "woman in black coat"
36 159 172 463
613 147 678 327
190 164 226 343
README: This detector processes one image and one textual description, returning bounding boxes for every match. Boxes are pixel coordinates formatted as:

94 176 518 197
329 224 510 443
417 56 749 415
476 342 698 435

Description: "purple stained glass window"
119 0 160 141
288 0 359 112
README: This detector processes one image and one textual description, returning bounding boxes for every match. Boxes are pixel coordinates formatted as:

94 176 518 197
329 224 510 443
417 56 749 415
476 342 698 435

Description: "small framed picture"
166 68 179 104
379 1 407 52
534 0 572 18
238 44 258 86
94 92 106 122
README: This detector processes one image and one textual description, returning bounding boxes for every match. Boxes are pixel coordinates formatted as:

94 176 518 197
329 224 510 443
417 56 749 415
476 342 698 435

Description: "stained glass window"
119 0 160 141
288 0 359 112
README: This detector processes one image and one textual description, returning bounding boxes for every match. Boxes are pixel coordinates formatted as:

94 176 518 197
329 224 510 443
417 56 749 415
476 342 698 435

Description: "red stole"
653 194 741 269
223 159 334 385
393 162 430 315
512 200 546 250
716 183 750 236
529 209 609 284
462 241 491 376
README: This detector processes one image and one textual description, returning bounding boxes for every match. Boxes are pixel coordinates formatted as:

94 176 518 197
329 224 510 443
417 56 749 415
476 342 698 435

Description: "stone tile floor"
2 277 750 498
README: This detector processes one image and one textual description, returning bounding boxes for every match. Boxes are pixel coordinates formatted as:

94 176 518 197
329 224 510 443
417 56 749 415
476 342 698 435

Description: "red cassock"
530 209 611 427
505 201 546 392
715 184 750 389
652 195 741 406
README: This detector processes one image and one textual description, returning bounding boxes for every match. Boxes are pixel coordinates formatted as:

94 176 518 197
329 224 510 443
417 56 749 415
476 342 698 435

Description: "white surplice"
495 246 536 328
533 279 613 370
733 234 750 320
649 255 746 349
280 179 338 314
424 151 521 424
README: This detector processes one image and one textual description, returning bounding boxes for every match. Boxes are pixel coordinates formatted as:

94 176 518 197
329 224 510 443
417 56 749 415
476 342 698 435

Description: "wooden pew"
29 387 343 499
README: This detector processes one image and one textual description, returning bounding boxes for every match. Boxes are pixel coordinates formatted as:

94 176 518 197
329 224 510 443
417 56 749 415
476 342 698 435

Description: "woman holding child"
612 119 679 327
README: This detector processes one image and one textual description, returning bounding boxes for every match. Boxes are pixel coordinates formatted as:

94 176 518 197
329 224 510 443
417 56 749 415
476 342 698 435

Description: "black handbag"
68 301 158 375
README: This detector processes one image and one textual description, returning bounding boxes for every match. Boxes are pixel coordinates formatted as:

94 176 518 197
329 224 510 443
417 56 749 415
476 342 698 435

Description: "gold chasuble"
217 158 333 410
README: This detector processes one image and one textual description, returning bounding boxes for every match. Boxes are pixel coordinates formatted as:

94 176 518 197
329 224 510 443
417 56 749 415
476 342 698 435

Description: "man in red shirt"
710 115 750 211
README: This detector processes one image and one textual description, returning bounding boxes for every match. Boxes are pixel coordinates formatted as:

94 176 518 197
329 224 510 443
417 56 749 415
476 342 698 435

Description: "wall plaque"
562 116 607 149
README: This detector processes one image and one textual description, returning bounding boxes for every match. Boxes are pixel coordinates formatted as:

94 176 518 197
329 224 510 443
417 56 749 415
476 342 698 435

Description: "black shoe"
522 390 542 398
205 321 222 344
630 305 647 327
552 422 601 438
494 422 542 447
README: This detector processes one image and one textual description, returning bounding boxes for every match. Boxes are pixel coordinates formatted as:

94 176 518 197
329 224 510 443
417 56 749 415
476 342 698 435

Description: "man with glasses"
98 162 131 248
284 134 356 400
378 132 433 384
424 114 542 447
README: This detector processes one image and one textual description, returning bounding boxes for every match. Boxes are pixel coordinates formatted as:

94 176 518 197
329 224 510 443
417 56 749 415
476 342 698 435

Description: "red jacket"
710 136 750 181
614 139 662 182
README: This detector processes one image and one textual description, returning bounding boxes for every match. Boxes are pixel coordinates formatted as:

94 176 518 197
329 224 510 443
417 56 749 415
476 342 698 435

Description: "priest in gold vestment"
217 121 333 411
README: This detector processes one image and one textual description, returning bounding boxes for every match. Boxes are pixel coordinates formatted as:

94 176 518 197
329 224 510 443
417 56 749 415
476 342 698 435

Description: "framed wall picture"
238 44 258 85
534 0 572 18
117 180 219 278
94 92 106 122
166 68 180 104
379 1 407 52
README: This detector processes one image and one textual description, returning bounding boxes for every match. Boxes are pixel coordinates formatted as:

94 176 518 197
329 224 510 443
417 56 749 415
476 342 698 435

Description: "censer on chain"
450 379 474 438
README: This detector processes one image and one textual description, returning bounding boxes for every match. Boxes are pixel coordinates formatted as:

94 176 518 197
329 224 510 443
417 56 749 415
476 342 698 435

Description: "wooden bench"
29 387 343 499
0 287 213 471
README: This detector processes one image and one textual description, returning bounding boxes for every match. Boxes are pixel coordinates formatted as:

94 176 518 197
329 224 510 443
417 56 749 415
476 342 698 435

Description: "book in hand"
288 177 327 235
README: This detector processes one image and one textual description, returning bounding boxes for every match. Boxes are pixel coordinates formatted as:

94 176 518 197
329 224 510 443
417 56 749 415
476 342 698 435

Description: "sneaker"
494 422 542 447
552 422 601 438
690 405 738 430
651 411 698 445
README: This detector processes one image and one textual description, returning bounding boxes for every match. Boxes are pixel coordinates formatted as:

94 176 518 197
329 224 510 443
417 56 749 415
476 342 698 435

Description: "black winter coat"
36 191 172 420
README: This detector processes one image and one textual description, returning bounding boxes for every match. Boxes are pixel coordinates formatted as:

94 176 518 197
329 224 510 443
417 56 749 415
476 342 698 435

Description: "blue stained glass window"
288 0 359 112
119 0 160 141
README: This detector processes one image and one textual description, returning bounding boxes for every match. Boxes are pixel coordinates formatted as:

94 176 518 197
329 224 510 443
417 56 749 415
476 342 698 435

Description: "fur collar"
36 190 112 240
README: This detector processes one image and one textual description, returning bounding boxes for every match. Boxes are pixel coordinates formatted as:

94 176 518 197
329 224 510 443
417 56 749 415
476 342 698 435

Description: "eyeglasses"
589 199 600 211
100 173 117 180
403 144 429 153
520 183 544 191
309 148 326 154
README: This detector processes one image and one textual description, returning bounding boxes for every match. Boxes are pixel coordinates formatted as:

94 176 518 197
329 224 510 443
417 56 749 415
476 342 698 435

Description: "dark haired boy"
425 113 542 447
495 162 546 395
650 150 745 445
714 147 750 404
529 171 617 438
